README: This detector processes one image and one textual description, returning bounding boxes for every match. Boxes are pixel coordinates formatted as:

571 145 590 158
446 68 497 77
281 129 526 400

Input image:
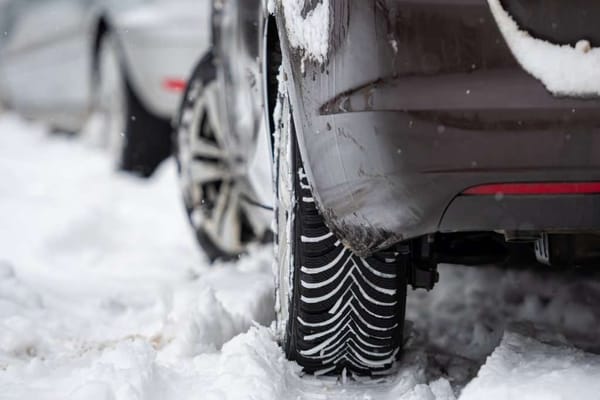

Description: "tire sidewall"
274 78 296 349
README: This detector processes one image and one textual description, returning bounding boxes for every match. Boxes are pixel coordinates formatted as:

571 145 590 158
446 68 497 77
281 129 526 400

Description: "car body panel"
0 0 94 127
0 0 210 129
277 0 600 255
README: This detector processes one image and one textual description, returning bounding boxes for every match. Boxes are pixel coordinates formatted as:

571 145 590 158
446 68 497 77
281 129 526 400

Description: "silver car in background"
0 0 210 176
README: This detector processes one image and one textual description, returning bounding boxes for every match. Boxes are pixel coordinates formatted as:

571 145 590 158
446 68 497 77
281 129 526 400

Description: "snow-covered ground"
1 113 600 399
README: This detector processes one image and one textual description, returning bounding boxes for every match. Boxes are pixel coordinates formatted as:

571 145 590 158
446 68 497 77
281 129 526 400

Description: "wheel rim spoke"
187 86 227 161
189 136 225 160
202 180 243 254
188 159 233 185
217 183 243 252
204 83 227 147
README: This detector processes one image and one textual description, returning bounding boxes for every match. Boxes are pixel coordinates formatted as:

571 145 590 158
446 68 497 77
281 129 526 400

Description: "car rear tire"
174 53 269 263
274 85 407 376
96 32 171 177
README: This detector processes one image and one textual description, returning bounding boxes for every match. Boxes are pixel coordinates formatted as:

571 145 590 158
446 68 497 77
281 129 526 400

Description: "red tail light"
162 78 187 92
464 182 600 196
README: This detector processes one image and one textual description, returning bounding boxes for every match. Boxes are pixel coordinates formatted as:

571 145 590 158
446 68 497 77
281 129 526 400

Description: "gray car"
0 0 210 176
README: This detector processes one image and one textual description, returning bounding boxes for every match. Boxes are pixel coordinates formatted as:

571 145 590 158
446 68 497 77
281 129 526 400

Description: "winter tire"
274 87 408 376
96 32 171 177
174 52 269 263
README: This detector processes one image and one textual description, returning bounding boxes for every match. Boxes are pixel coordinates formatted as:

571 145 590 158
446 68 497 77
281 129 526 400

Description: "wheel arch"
91 16 111 79
90 15 133 84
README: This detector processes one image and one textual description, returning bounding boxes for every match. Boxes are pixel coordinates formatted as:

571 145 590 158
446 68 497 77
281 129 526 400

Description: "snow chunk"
201 327 303 400
158 287 245 359
281 0 330 64
399 379 456 400
488 0 600 97
461 329 600 400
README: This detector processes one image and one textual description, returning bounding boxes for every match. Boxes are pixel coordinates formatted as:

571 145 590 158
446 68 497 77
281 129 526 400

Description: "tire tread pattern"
286 144 407 376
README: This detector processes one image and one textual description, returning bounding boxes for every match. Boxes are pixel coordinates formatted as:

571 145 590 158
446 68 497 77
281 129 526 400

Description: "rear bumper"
441 194 600 233
112 3 211 118
280 0 600 254
309 108 600 252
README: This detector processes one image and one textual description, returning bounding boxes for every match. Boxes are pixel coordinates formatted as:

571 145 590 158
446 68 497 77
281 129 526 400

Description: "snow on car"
488 0 600 97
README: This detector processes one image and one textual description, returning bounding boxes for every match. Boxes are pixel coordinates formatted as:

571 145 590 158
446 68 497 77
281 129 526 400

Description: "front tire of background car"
274 84 408 376
174 52 268 263
95 32 171 177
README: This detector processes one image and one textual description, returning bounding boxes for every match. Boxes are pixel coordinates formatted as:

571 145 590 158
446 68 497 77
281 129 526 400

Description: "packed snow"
488 0 600 97
1 113 600 399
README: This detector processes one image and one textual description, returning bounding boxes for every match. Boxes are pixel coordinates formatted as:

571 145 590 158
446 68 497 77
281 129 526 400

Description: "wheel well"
91 17 110 79
265 15 282 156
